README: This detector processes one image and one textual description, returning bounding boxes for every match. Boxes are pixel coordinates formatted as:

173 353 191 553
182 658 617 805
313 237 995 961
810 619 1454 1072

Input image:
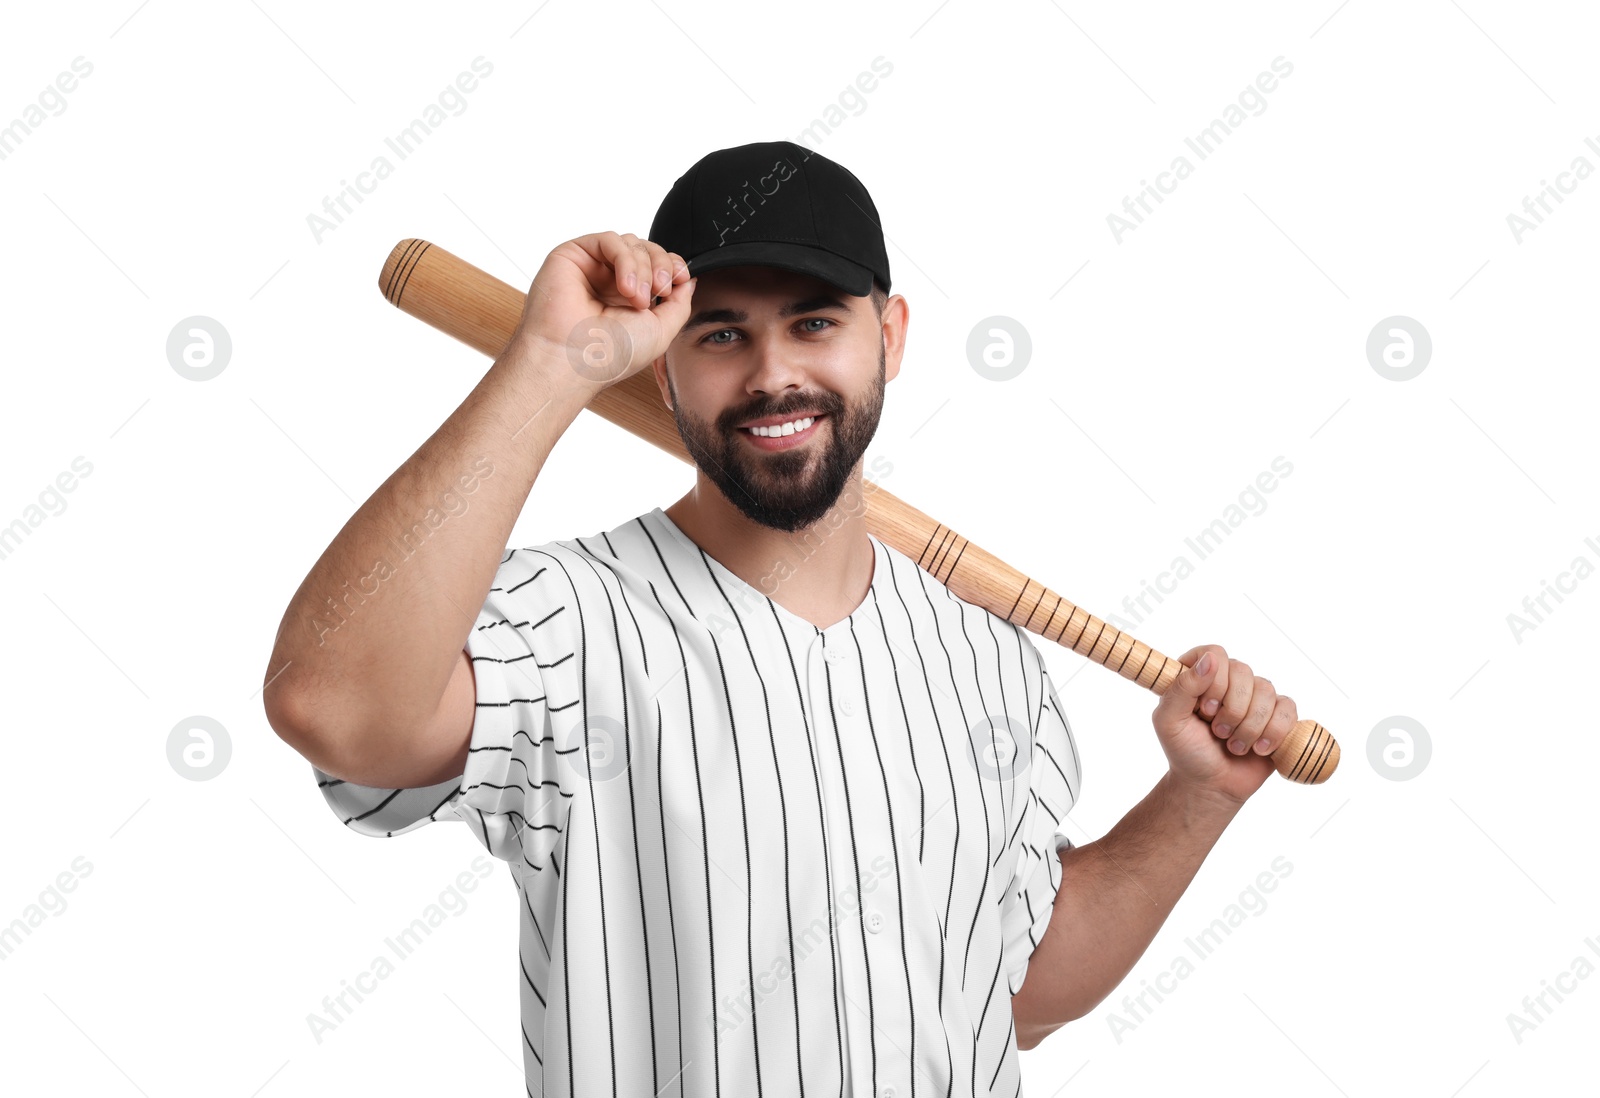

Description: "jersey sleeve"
1000 652 1083 994
313 547 578 871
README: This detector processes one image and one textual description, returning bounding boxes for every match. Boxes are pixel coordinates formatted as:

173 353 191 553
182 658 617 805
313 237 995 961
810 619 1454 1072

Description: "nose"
742 335 810 401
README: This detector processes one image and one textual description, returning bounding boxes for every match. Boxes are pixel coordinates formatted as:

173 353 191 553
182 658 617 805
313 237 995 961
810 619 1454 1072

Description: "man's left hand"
1150 643 1296 806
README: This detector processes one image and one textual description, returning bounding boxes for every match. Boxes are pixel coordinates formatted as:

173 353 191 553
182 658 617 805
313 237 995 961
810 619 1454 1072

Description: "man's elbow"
1014 982 1090 1051
1016 1018 1068 1052
1016 982 1105 1050
262 682 369 780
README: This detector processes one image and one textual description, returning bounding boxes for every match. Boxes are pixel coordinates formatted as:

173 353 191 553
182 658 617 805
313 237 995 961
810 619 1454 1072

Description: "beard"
669 340 886 534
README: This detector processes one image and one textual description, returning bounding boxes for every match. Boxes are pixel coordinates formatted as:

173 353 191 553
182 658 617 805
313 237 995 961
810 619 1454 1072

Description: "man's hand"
509 231 697 390
1150 644 1297 806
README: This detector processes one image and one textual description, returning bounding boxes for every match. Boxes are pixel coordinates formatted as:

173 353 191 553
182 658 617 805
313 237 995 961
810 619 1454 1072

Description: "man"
264 140 1297 1096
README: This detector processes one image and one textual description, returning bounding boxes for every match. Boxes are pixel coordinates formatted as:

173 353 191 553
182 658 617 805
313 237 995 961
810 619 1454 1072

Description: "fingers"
1213 665 1297 756
1210 659 1255 749
581 232 689 309
653 241 690 295
1224 673 1273 754
1169 644 1222 700
616 233 653 308
645 241 691 308
1254 695 1299 755
1195 645 1229 718
1167 642 1297 757
1150 644 1222 736
586 231 633 302
625 234 689 309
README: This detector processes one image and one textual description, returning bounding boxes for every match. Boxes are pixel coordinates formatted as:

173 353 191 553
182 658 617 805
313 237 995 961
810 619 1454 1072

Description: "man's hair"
868 278 888 320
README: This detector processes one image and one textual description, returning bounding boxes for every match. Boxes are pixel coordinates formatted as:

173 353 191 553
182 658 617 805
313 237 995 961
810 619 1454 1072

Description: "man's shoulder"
504 508 659 558
493 509 670 598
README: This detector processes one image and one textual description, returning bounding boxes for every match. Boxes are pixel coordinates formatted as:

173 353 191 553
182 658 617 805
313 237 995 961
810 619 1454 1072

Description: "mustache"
721 393 843 431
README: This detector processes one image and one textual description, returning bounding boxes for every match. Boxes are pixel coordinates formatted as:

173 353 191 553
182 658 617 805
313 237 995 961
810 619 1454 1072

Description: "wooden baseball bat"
378 238 1340 784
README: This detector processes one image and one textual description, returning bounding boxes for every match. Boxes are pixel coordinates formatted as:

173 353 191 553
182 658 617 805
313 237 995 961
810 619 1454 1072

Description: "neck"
664 470 875 629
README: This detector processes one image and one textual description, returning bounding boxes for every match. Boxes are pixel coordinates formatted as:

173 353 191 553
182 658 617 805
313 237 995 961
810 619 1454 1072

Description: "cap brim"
686 241 875 297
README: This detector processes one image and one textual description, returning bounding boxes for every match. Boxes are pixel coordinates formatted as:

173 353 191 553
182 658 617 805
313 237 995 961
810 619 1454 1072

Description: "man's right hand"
510 231 697 391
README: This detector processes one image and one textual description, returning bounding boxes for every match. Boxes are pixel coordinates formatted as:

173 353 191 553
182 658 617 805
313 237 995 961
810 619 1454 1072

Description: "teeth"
747 416 815 438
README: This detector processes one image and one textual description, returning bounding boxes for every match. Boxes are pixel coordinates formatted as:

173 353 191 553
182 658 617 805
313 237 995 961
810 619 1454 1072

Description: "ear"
881 294 908 384
650 353 672 410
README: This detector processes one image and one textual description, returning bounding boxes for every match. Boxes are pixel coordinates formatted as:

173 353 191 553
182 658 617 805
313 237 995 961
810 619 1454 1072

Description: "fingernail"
1195 653 1212 676
1255 739 1272 754
1202 699 1219 715
1228 738 1245 754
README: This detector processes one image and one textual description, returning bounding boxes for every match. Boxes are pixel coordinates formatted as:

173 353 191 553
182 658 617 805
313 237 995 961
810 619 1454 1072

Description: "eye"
699 318 836 345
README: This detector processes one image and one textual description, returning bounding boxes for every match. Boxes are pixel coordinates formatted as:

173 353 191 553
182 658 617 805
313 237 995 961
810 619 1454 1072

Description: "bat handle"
874 504 1342 785
1142 644 1340 785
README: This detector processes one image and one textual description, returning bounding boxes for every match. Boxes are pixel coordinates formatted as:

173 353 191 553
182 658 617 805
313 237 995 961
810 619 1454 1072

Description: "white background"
3 1 1596 1094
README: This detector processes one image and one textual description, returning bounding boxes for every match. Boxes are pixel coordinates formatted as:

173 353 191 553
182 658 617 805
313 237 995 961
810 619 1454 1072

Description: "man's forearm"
1018 771 1242 1047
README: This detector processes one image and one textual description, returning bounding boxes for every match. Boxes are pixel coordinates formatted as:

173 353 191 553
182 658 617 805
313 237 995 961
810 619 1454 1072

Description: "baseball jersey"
314 505 1082 1097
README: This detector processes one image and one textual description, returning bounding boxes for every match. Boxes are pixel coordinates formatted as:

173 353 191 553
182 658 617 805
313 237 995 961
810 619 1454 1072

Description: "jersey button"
840 698 855 716
866 910 884 933
824 645 846 664
881 1086 897 1098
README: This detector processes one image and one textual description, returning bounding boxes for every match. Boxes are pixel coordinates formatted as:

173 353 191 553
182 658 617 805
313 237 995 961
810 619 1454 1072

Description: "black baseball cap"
649 140 891 298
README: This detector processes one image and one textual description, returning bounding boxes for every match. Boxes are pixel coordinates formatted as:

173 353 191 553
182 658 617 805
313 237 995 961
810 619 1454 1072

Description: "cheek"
798 354 860 401
681 381 742 428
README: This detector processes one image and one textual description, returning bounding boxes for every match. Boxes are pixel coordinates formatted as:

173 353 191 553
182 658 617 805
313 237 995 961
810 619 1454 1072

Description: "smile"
738 415 825 450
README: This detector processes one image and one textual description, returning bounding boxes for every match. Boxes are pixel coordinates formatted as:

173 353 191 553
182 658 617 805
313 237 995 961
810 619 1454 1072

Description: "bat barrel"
377 237 1341 785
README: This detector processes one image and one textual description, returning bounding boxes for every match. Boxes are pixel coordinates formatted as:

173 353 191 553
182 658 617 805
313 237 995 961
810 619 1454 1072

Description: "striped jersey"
314 505 1082 1097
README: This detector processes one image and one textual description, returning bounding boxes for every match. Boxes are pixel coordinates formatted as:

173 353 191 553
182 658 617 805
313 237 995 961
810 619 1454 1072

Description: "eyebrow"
681 294 854 335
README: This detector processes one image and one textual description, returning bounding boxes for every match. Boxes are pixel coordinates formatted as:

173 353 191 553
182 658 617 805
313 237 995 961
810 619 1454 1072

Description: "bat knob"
1272 719 1339 784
